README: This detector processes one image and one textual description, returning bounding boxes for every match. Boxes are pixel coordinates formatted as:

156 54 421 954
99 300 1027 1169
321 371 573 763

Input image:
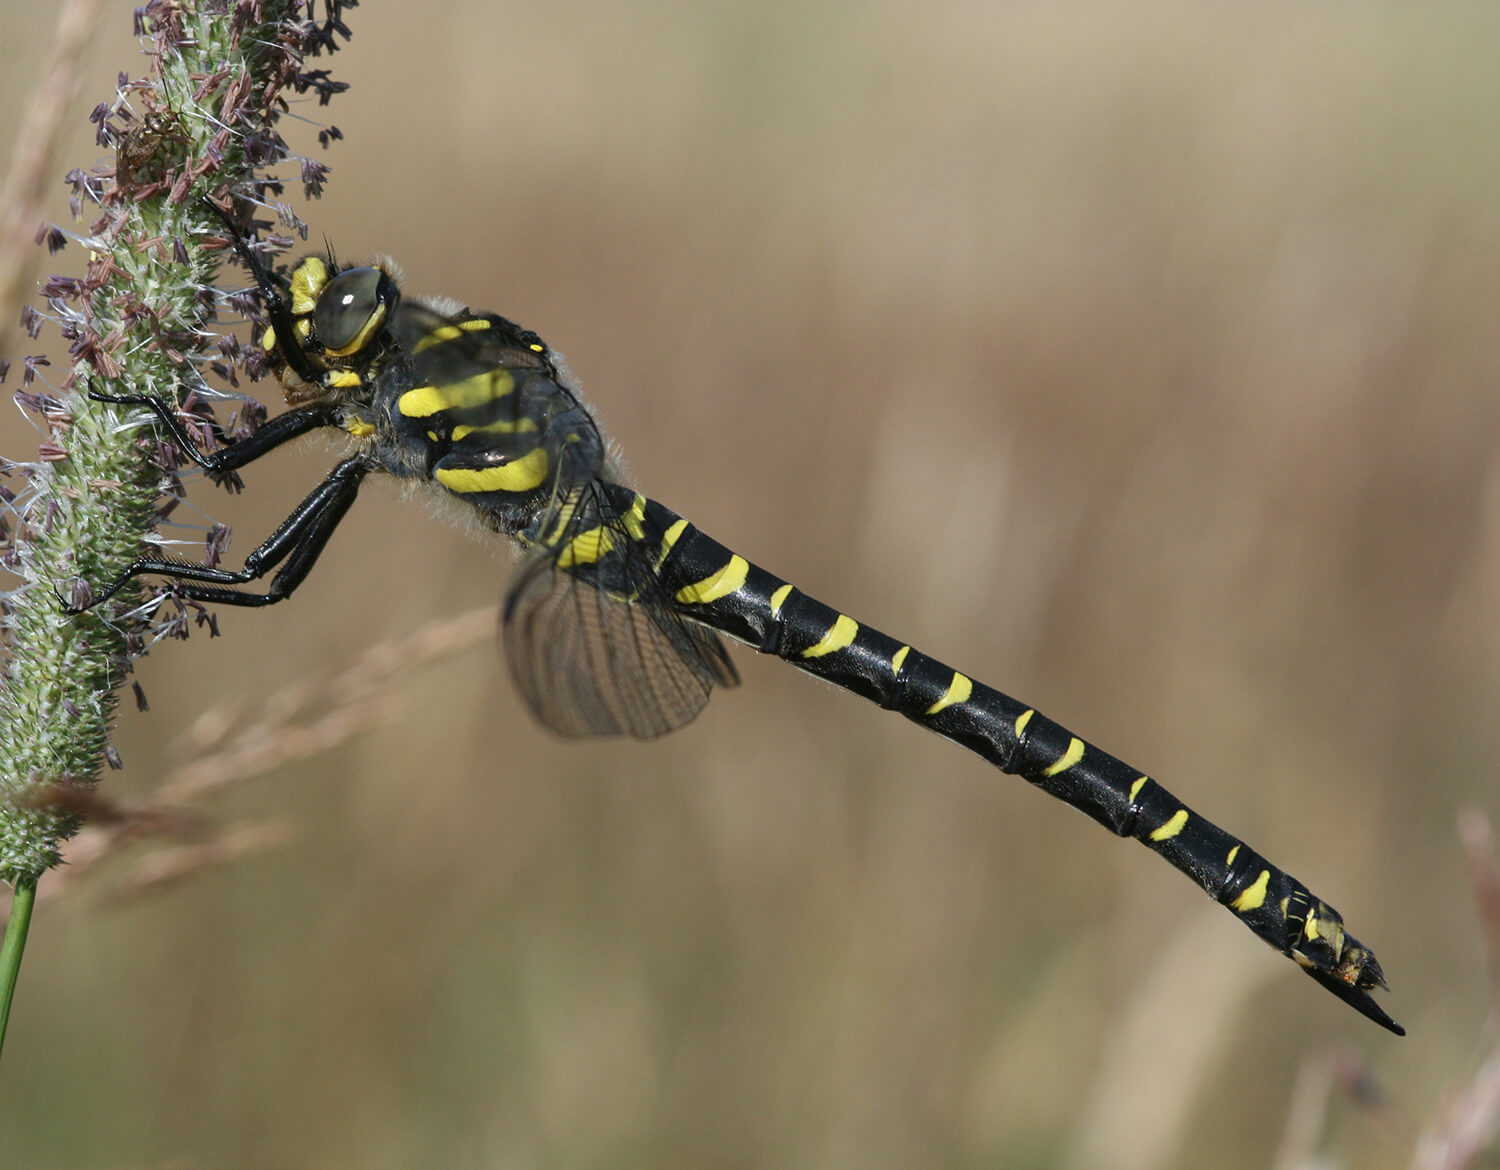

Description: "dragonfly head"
261 254 402 406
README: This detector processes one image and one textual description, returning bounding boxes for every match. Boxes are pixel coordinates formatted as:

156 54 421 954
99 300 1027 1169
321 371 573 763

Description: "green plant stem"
0 876 38 1061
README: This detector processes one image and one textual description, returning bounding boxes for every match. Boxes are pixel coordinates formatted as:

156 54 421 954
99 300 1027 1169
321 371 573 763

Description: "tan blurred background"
4 4 1500 1168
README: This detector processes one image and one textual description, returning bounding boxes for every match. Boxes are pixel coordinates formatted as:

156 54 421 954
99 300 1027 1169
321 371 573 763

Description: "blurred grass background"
3 3 1500 1168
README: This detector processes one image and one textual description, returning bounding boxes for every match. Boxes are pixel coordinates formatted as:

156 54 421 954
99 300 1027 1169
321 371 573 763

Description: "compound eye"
316 267 394 355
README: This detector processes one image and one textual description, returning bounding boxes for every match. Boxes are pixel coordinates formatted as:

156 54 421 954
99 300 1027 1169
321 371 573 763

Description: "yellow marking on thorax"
769 583 794 617
1230 869 1271 913
802 614 859 659
1128 775 1149 804
451 416 537 441
289 257 329 315
1148 809 1189 842
434 446 549 494
398 368 515 419
891 645 910 674
1041 737 1085 777
261 325 278 353
413 317 494 354
1015 709 1035 736
926 671 972 714
1302 907 1322 943
676 555 749 605
342 417 377 438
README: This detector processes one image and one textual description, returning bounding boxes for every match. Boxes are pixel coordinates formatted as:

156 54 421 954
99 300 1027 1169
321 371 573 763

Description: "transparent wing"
502 482 740 740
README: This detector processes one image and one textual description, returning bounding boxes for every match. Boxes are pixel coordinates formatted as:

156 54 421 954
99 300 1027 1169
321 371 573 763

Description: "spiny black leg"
89 386 337 476
202 196 325 386
70 456 369 611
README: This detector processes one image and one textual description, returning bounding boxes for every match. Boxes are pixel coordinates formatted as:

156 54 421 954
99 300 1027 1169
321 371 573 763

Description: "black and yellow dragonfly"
74 199 1402 1035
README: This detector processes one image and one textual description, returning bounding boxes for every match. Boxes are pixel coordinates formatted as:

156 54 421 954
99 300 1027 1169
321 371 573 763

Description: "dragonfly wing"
502 486 737 739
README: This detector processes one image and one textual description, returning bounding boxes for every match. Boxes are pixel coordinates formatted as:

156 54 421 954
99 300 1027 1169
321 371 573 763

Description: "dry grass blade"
1412 1050 1500 1170
0 0 107 359
97 819 299 907
24 606 497 908
1408 809 1500 1170
1459 809 1500 994
158 605 493 803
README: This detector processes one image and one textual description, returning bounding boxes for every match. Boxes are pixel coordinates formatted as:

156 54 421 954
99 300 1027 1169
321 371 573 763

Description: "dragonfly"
72 197 1403 1035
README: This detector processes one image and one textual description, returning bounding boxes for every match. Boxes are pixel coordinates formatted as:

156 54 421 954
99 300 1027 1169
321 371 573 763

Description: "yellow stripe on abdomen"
1041 737 1085 777
554 526 615 568
620 493 648 541
659 519 688 563
926 671 972 714
801 614 858 659
1230 870 1271 913
675 556 749 605
769 583 794 617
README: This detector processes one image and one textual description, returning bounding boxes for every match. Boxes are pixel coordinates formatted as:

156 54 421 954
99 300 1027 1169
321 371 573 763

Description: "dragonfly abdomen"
629 484 1403 1035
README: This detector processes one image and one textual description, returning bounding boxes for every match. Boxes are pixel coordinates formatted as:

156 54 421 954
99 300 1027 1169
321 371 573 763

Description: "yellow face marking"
1226 844 1240 866
925 671 972 714
1015 709 1034 736
660 518 689 562
397 368 515 419
342 417 376 438
1230 870 1271 913
412 318 494 353
434 446 549 494
801 614 859 659
1128 775 1149 804
289 257 329 315
1148 809 1189 842
1041 737 1085 777
529 343 544 352
555 526 615 568
676 555 749 606
891 644 910 674
261 325 278 352
450 417 538 441
327 369 362 389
